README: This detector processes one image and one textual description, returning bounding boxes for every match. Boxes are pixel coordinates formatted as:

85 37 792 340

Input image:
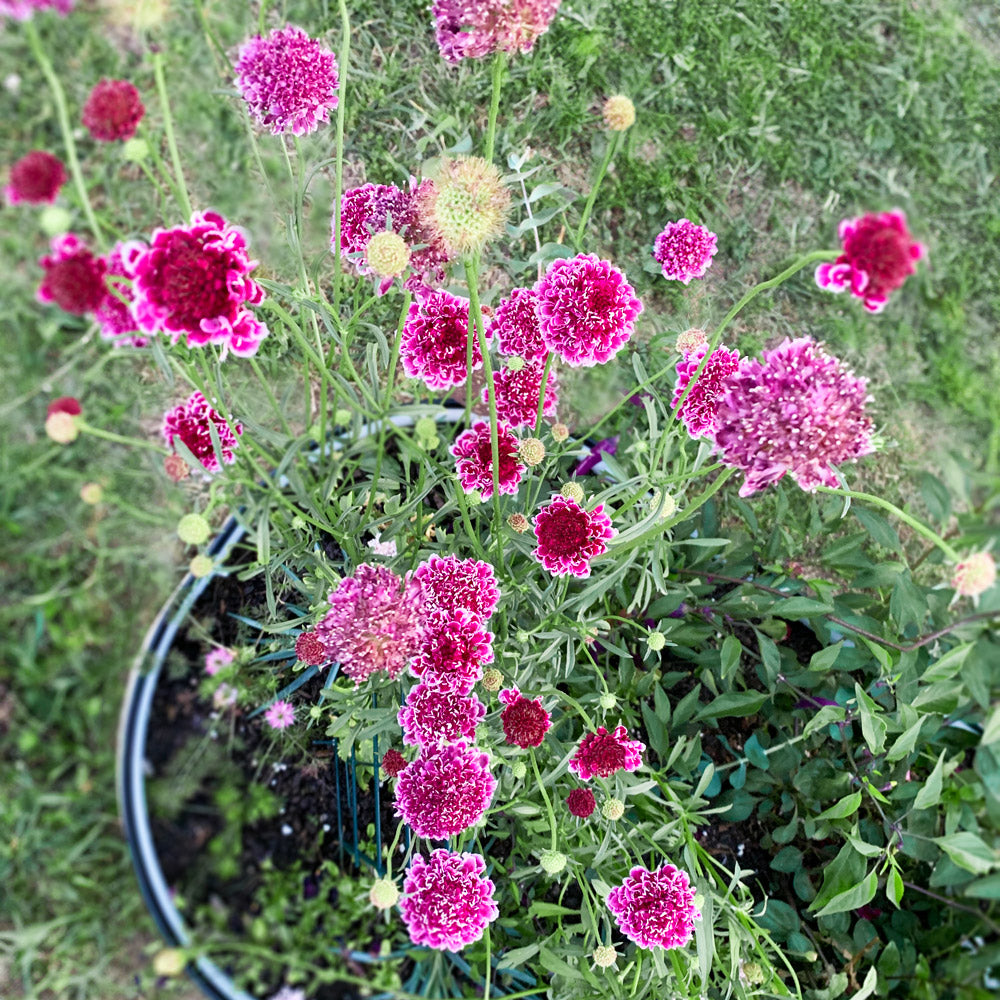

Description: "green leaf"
803 704 847 738
810 842 866 912
921 643 974 683
641 700 667 758
847 966 878 1000
814 790 862 822
812 869 877 917
773 597 834 618
771 846 804 873
913 750 947 810
890 572 927 630
980 704 1000 746
757 631 781 684
495 944 540 970
962 872 1000 898
853 507 901 552
887 866 904 907
933 832 999 874
911 680 961 714
886 717 926 762
808 641 844 673
854 684 887 754
720 634 742 679
920 473 951 524
529 902 578 918
538 946 583 980
744 733 770 770
695 690 768 720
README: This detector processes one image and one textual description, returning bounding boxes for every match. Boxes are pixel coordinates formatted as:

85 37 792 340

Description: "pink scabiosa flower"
498 688 551 748
394 742 496 839
606 864 700 950
451 420 525 499
951 552 996 598
532 495 615 578
294 630 329 666
413 555 500 622
36 234 107 315
566 787 596 818
5 150 67 205
399 683 487 748
205 647 234 676
816 210 925 313
162 392 242 473
486 359 558 430
569 725 645 780
490 286 547 362
410 609 494 694
534 254 643 368
652 219 718 284
381 748 408 778
672 346 744 441
264 699 295 730
0 0 73 20
399 850 498 951
316 564 425 685
130 211 267 356
432 0 562 63
81 79 144 142
234 26 339 136
713 337 874 497
95 243 148 347
401 288 487 391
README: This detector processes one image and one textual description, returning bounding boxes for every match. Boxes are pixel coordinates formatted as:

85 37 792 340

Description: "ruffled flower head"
5 150 66 205
451 420 526 498
487 359 558 429
652 219 718 284
162 391 242 473
815 210 925 313
394 742 496 839
569 724 645 780
401 288 487 390
381 748 408 778
532 495 615 578
566 787 596 817
672 346 743 440
410 609 494 694
399 683 487 748
413 555 500 622
713 337 874 497
606 864 700 950
294 630 329 666
432 0 562 63
316 564 425 685
81 79 144 141
399 850 498 951
95 243 147 347
36 234 107 315
534 254 643 367
490 286 547 361
130 211 268 356
951 552 996 598
498 687 551 748
235 25 339 136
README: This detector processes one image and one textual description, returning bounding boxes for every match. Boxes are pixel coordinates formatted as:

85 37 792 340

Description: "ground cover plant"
2 1 1000 999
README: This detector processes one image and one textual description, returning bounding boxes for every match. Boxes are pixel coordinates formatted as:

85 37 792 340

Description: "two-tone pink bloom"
487 360 558 429
410 608 494 694
569 725 644 780
81 79 144 141
399 850 498 950
94 243 148 347
432 0 562 63
498 688 551 748
607 864 699 950
162 392 242 472
815 210 925 313
413 555 500 621
490 286 546 361
36 234 107 315
399 683 487 748
401 288 487 390
451 420 526 498
672 346 743 440
532 495 614 578
5 150 66 205
652 220 718 284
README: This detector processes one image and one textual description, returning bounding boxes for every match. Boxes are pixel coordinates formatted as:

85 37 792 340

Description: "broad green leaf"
886 717 925 762
890 572 927 630
981 703 1000 746
809 641 844 673
803 704 847 738
853 507 901 552
811 842 866 912
847 966 878 1000
887 866 904 907
771 846 804 873
933 832 998 874
538 946 583 980
962 872 1000 898
695 691 768 720
720 634 742 679
814 790 862 822
812 869 877 917
854 684 887 754
744 733 770 770
922 643 973 683
913 750 947 810
773 597 834 618
757 631 781 684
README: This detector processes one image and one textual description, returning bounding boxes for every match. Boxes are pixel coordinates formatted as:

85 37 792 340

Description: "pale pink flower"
951 552 996 598
264 699 295 729
205 647 234 676
1 0 73 20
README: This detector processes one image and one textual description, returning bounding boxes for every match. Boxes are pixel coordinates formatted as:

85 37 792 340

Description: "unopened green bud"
189 554 214 578
152 948 186 977
122 137 150 163
647 631 667 652
369 877 400 910
510 760 527 780
481 668 503 692
598 692 617 711
539 849 567 875
177 513 211 546
592 944 618 969
505 355 526 372
601 797 625 821
39 205 72 237
365 231 410 278
519 438 546 467
560 481 585 504
551 422 569 443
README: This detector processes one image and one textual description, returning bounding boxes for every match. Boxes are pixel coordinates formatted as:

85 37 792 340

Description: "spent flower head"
951 552 996 598
602 95 635 131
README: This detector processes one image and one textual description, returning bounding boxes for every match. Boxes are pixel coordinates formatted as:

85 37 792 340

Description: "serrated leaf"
913 750 947 810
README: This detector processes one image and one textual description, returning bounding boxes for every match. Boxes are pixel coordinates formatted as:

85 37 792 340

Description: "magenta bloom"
130 211 267 357
532 495 614 578
401 288 486 390
534 254 642 367
713 337 874 497
205 647 234 676
487 360 558 430
816 210 925 313
316 564 425 685
81 79 144 142
0 0 73 20
451 420 525 498
235 26 339 136
566 787 596 818
399 850 498 951
432 0 562 62
95 243 148 347
606 864 700 950
498 688 550 748
490 286 546 361
413 555 500 622
5 150 66 205
652 219 718 284
294 630 329 666
264 699 295 730
381 748 408 778
394 742 496 839
162 392 242 473
411 609 494 694
399 683 487 748
36 234 107 315
672 346 743 440
569 725 645 780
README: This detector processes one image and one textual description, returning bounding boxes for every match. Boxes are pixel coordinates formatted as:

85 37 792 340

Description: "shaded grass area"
1 0 998 996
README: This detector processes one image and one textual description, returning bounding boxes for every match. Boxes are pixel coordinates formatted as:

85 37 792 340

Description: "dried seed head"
602 95 635 131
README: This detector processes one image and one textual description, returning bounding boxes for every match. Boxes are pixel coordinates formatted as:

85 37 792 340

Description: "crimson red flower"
36 234 107 315
47 396 82 417
532 495 614 578
294 630 329 666
569 725 645 780
81 79 145 141
498 687 551 748
451 420 525 498
5 150 67 205
162 391 242 473
381 748 408 778
410 608 494 694
95 243 147 347
566 787 596 817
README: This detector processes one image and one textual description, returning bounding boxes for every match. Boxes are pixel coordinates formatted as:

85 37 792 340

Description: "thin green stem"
484 52 506 163
248 357 293 437
529 749 559 851
331 0 351 312
25 21 104 245
574 131 622 249
153 52 192 219
76 422 169 453
534 353 555 432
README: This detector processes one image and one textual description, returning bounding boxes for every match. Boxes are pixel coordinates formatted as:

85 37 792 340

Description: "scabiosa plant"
394 742 496 839
451 420 526 498
264 700 295 730
606 864 700 950
487 360 558 429
162 392 242 473
713 336 874 496
432 0 562 63
398 850 498 951
675 327 708 355
532 495 615 578
672 346 744 441
951 552 997 598
413 555 500 622
81 79 145 141
316 564 425 685
498 687 551 748
566 787 596 818
569 725 645 780
815 209 925 313
381 748 408 779
652 219 718 284
234 26 339 136
294 631 329 666
130 211 267 356
490 286 547 361
36 234 107 315
398 683 487 748
410 609 494 694
94 243 148 347
5 150 66 205
400 288 486 390
534 253 643 367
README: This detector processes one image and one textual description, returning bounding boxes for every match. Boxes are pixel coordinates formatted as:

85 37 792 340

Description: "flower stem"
24 20 104 245
484 52 506 163
76 421 168 453
331 0 351 312
529 748 559 851
534 353 555 432
152 52 192 220
573 131 622 250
